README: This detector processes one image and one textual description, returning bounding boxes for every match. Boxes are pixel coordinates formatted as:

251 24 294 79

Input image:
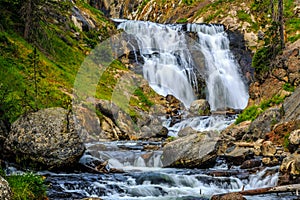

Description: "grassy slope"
0 0 118 122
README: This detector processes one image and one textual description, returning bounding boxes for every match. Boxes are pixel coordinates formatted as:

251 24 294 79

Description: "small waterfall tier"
117 21 198 108
118 20 249 111
188 24 249 111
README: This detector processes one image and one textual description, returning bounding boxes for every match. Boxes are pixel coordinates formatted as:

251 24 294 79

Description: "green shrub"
283 82 295 92
237 10 252 23
235 95 285 124
6 172 47 200
177 18 188 23
235 105 262 124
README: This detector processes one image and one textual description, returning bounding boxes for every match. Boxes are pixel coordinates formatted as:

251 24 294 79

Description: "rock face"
0 176 11 200
161 131 219 168
243 108 282 141
4 107 85 170
282 86 300 122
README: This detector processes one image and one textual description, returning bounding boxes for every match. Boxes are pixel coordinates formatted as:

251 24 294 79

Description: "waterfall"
117 21 198 108
118 21 249 111
187 24 249 111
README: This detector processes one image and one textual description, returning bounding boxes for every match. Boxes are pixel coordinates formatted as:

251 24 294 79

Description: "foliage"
133 87 154 108
6 172 47 200
283 82 295 92
283 133 290 149
177 18 188 23
0 0 116 123
237 10 252 23
283 0 300 42
251 46 271 76
235 95 285 124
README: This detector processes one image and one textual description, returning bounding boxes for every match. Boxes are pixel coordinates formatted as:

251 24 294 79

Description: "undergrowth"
235 95 285 124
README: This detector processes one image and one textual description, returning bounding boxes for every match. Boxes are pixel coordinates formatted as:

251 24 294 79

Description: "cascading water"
187 24 249 111
37 21 285 200
117 21 198 108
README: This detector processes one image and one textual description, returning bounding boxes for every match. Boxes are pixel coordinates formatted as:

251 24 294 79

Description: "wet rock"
240 159 261 169
222 145 254 166
262 157 279 166
243 108 282 141
261 141 277 157
162 131 219 168
0 176 11 200
189 99 210 116
135 172 175 186
211 193 246 200
4 107 85 170
278 153 300 185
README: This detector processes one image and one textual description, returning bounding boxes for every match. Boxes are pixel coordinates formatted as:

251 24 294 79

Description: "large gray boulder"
282 86 300 122
0 176 11 200
161 131 219 168
4 107 85 170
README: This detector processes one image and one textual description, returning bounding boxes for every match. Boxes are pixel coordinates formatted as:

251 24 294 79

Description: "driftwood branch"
211 184 300 199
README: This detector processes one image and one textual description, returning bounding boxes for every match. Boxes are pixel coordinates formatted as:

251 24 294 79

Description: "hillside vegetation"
0 0 299 124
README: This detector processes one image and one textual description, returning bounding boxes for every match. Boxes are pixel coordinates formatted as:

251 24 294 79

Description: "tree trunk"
278 0 285 49
211 184 300 199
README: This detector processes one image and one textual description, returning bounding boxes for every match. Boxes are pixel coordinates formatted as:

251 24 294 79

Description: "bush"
235 95 285 124
6 172 47 200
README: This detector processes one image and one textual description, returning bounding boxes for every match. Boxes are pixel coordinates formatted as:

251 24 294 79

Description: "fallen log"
211 184 300 199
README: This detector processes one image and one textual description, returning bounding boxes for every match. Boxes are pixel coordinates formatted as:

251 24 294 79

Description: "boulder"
262 157 279 166
240 159 261 169
222 145 254 166
221 120 251 141
0 176 11 200
278 153 300 185
189 99 210 116
4 107 85 170
261 141 277 157
288 129 300 153
178 127 198 137
161 131 219 168
211 193 246 200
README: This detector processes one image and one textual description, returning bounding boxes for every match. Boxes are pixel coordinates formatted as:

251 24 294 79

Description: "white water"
187 24 249 111
118 21 197 108
118 21 249 111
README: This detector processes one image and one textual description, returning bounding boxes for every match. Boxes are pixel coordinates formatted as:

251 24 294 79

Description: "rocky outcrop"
278 153 300 185
281 86 300 122
4 108 85 170
242 108 282 141
288 129 300 153
0 176 11 200
161 131 218 168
